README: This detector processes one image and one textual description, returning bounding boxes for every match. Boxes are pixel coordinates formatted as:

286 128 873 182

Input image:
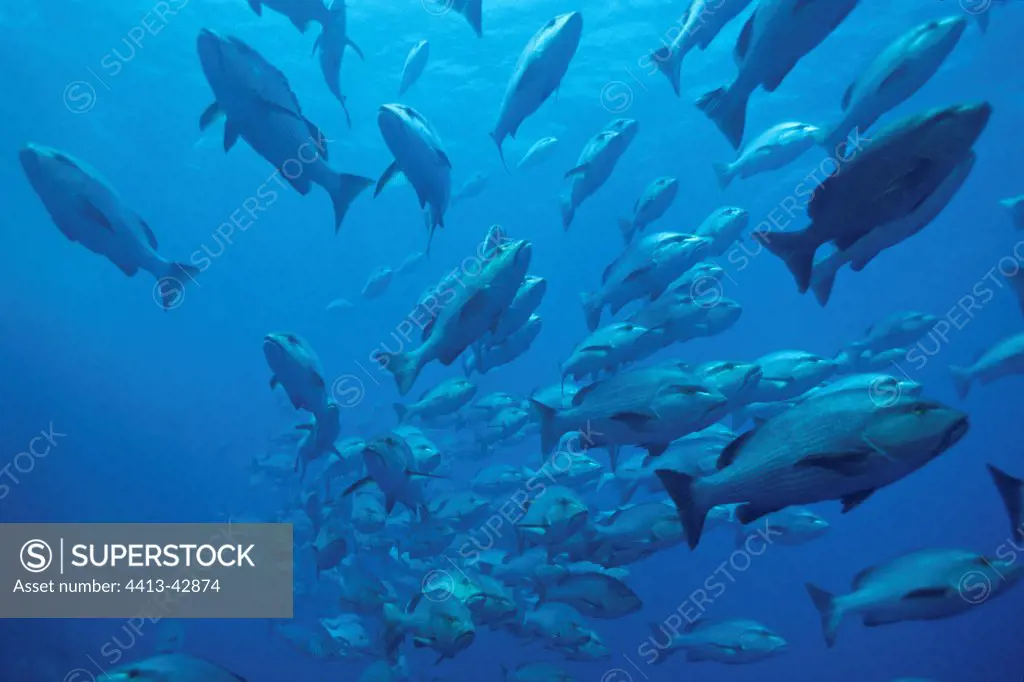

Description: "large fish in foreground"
375 104 453 249
761 102 991 292
808 463 1024 648
658 391 968 548
19 145 200 310
196 30 372 232
696 0 859 149
819 15 967 154
381 240 532 394
98 653 247 681
492 12 583 169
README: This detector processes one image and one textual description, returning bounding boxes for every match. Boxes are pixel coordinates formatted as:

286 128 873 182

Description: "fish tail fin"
757 228 817 293
156 262 201 311
246 0 261 15
655 469 707 550
949 365 972 400
695 83 748 150
987 463 1024 535
327 172 373 233
490 131 509 173
975 11 990 33
384 350 422 396
805 583 841 648
712 161 733 189
529 398 559 457
651 46 683 97
393 403 408 422
580 291 601 332
560 195 576 231
810 268 838 307
617 217 635 244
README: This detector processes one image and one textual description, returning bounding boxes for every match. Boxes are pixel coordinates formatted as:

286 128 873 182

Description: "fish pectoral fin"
624 265 655 283
839 489 875 514
374 161 403 198
341 475 374 497
610 411 653 429
733 503 775 525
136 217 158 250
78 197 115 232
564 163 591 179
223 120 241 152
794 450 874 476
717 430 755 470
269 375 279 390
347 39 365 60
199 101 223 130
902 587 954 601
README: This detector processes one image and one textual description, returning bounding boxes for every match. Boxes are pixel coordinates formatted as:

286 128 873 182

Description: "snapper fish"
263 333 331 417
713 122 819 189
98 654 248 681
617 176 679 243
19 145 201 310
950 331 1024 399
517 137 559 171
313 0 365 126
398 40 429 96
561 118 639 230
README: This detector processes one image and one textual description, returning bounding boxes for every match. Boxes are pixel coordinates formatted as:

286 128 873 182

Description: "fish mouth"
936 415 969 454
454 630 475 650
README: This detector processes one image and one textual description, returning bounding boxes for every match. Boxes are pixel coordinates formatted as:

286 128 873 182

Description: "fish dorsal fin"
199 101 223 131
718 430 755 469
851 564 878 590
138 217 158 250
735 11 756 62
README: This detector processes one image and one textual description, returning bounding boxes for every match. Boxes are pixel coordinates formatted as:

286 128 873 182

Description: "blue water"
2 0 1023 680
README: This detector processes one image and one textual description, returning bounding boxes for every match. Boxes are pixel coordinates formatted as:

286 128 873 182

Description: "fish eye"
284 333 300 344
910 403 930 416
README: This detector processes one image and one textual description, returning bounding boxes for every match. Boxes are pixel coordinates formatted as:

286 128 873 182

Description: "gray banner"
0 523 292 618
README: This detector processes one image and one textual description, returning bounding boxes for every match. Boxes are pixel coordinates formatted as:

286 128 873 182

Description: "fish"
471 464 528 495
97 654 247 681
646 619 787 664
427 490 493 530
246 0 329 33
696 360 763 410
348 486 387 535
696 0 860 148
19 145 201 309
383 593 475 663
381 239 531 394
295 403 342 479
450 172 489 207
560 322 656 383
196 30 372 232
396 250 426 275
466 315 543 375
581 232 710 331
713 122 820 189
517 485 589 549
743 350 838 404
667 261 727 295
692 206 750 256
618 176 679 243
319 613 373 655
806 546 1023 648
561 118 639 230
312 514 349 578
334 560 397 613
374 104 453 249
649 0 755 96
393 377 477 423
819 16 967 155
436 0 483 37
762 102 992 292
362 266 394 299
263 333 331 417
398 40 429 95
536 570 642 619
659 391 968 548
809 152 976 306
313 0 364 125
734 506 829 547
393 426 443 472
491 13 583 169
837 312 938 364
515 603 593 648
326 297 353 311
950 331 1024 399
1001 195 1024 231
343 432 442 516
517 137 560 170
475 406 533 451
491 276 547 344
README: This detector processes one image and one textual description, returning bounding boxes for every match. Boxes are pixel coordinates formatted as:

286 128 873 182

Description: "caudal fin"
949 365 972 400
805 583 842 648
975 11 990 33
617 217 635 244
460 0 483 37
757 228 817 293
712 162 733 190
328 172 373 233
651 46 682 97
986 463 1024 535
655 469 707 549
561 196 576 231
529 398 559 457
810 267 838 307
490 131 509 173
156 262 201 311
383 350 422 396
695 84 749 150
580 291 602 332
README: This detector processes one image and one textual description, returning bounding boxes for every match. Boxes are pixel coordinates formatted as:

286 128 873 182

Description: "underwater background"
1 0 1023 680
